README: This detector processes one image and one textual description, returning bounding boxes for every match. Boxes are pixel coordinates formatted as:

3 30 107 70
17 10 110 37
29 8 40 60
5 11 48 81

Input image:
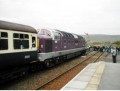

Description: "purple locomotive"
37 29 88 67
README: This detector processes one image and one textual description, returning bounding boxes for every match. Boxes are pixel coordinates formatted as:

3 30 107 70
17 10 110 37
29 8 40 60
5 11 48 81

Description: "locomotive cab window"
54 32 60 40
0 32 8 50
32 36 36 47
13 33 29 49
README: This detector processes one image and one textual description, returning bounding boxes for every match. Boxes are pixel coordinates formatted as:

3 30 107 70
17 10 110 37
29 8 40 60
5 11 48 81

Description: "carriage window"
0 32 8 50
32 37 36 47
20 34 24 39
25 34 29 39
13 33 29 49
1 32 8 37
14 33 19 38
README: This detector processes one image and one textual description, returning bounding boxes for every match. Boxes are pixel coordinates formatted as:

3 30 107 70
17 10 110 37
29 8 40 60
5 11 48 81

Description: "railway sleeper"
0 66 28 84
29 62 42 72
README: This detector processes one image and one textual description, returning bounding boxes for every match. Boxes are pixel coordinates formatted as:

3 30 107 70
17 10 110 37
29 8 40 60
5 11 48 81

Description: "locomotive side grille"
45 39 52 52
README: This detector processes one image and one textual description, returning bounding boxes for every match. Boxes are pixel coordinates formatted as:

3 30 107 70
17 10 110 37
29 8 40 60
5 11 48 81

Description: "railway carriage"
0 20 38 80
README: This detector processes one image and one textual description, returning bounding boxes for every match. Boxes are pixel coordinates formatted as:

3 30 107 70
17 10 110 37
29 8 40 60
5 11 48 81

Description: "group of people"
89 46 120 63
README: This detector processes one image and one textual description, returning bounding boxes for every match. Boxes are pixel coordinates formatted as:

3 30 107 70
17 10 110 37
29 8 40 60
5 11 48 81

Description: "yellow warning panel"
85 63 105 90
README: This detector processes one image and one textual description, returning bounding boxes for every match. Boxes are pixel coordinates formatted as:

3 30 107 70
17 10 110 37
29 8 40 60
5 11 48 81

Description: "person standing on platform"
111 47 117 63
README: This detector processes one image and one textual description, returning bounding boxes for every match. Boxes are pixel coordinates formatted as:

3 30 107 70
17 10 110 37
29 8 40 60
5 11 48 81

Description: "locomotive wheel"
56 59 59 64
82 51 86 56
44 60 50 68
55 57 59 64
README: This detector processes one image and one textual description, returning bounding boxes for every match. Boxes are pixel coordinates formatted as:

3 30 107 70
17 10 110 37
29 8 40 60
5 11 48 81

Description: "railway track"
97 52 110 62
36 52 103 90
0 51 104 90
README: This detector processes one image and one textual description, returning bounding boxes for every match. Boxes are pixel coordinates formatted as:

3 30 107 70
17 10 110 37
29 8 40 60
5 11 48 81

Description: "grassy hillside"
82 34 120 42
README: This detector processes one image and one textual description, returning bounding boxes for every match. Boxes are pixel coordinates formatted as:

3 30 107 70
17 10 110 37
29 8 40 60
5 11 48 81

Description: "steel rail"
36 52 103 90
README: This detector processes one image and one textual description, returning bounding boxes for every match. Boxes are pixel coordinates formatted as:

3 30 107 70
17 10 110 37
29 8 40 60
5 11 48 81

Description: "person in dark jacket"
111 47 117 63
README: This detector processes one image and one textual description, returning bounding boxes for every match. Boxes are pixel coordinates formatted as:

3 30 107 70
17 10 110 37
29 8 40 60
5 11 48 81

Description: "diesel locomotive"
0 20 88 82
37 29 87 67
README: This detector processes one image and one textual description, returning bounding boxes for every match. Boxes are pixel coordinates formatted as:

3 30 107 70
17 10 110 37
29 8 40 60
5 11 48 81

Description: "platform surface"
98 63 120 90
61 53 120 90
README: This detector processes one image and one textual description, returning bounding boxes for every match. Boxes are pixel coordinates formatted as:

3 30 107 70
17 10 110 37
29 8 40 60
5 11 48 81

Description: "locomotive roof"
0 20 37 33
56 30 74 38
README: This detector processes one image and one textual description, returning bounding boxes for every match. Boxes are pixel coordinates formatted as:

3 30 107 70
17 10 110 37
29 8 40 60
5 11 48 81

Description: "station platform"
61 53 120 90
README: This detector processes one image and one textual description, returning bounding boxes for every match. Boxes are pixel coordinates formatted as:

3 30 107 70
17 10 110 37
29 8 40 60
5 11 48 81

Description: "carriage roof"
0 20 37 33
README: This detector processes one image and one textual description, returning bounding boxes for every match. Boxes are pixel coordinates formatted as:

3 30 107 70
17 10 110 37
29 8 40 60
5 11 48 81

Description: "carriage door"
31 35 36 49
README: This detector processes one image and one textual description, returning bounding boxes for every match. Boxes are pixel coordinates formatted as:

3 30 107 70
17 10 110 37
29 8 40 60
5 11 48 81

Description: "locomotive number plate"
25 55 30 59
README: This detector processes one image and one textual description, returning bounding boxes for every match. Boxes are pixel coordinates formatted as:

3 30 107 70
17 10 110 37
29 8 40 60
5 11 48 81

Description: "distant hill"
82 34 120 42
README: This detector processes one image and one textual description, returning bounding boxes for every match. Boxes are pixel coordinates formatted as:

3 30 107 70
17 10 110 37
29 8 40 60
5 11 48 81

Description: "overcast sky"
0 0 120 35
